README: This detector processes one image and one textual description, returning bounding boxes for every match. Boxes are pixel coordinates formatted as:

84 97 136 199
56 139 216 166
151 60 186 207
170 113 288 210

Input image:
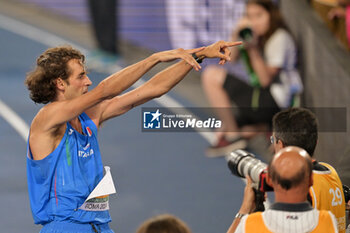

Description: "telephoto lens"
226 149 267 189
226 150 272 211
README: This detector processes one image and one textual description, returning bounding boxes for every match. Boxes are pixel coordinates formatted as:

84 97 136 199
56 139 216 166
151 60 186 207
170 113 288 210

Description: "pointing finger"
224 41 243 48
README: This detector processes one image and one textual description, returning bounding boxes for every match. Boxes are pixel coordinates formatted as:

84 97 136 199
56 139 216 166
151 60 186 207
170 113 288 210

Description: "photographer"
272 108 346 233
227 146 338 233
202 0 302 157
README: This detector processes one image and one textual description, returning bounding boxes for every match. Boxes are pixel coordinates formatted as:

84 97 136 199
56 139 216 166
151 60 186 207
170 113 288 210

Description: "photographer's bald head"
267 146 313 203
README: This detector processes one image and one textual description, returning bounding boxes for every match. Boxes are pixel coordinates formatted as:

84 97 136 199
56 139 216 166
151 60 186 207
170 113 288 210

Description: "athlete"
227 146 338 233
272 107 346 233
25 40 241 233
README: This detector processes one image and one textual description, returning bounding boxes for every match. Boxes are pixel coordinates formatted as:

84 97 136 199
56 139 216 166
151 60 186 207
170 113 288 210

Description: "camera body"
238 27 254 43
226 149 273 193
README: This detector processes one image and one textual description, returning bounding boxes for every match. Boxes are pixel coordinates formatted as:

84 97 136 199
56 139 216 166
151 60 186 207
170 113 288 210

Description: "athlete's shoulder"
31 102 66 133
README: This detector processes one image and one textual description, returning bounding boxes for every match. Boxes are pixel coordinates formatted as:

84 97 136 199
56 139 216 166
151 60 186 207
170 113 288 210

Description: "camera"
238 27 254 43
226 149 273 193
227 149 350 214
226 149 273 211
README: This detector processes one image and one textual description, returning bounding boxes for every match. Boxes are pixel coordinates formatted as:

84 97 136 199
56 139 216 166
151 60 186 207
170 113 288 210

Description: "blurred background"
0 0 350 232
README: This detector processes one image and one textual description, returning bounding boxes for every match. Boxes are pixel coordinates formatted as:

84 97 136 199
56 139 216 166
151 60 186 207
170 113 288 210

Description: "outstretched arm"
96 41 242 124
34 47 203 133
99 47 203 99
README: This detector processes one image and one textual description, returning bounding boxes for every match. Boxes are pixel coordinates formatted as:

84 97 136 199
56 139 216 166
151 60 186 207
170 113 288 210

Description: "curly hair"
25 46 85 104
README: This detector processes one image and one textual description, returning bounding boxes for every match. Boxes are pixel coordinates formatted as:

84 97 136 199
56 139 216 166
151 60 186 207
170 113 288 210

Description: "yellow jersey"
310 162 346 233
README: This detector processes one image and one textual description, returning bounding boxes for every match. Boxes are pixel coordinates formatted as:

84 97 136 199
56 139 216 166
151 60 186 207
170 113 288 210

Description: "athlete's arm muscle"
29 48 201 160
90 41 242 125
96 60 192 124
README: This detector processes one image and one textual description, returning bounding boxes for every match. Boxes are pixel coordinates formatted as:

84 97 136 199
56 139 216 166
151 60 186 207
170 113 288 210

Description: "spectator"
201 0 302 157
88 0 118 55
272 107 346 233
328 0 350 48
136 214 191 233
88 0 120 68
227 146 338 233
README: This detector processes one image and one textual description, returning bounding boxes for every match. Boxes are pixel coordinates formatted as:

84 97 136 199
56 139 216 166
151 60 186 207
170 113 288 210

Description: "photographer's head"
267 146 313 203
136 214 191 233
272 108 318 157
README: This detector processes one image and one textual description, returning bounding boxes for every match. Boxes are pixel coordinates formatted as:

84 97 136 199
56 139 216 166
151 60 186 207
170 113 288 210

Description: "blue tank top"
27 112 111 225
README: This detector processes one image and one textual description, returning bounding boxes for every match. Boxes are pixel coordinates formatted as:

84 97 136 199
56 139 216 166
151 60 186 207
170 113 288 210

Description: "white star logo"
150 109 162 122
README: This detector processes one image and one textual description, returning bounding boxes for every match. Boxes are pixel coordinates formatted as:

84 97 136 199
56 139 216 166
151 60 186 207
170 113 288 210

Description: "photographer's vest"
310 162 346 233
245 210 337 233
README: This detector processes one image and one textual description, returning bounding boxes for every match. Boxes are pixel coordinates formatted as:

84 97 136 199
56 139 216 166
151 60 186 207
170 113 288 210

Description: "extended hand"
155 47 205 71
198 40 242 65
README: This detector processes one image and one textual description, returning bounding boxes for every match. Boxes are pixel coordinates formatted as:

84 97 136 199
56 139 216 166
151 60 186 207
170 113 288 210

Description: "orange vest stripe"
245 212 272 233
245 211 336 233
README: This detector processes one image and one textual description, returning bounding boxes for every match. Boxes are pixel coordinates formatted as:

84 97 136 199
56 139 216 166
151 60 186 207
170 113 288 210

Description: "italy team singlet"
27 112 111 225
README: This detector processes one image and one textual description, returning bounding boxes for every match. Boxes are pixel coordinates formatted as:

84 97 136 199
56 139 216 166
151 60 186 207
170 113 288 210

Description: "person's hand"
328 7 346 20
197 40 242 65
155 47 205 71
239 176 256 214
